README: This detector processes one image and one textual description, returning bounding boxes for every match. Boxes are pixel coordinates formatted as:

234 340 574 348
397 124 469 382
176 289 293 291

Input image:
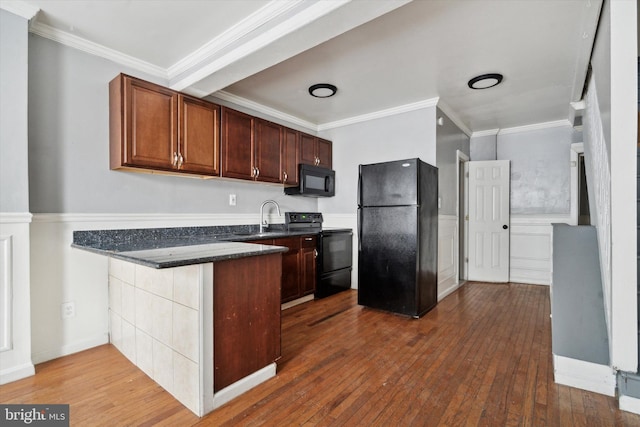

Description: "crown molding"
167 0 304 80
318 98 440 131
214 90 318 132
497 119 572 136
29 21 167 79
0 0 39 20
471 129 500 138
436 101 472 137
169 0 351 92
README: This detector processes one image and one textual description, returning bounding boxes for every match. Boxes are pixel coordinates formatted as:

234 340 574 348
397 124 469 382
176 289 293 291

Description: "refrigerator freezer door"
359 159 418 207
358 205 418 315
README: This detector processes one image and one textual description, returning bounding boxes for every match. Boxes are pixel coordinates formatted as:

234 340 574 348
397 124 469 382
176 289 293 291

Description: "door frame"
456 150 469 284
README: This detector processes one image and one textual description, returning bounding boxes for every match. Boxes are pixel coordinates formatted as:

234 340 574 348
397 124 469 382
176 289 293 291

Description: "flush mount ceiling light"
309 83 337 98
468 73 503 90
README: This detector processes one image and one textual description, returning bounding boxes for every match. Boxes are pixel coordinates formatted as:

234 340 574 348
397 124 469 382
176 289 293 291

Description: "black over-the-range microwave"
284 164 335 197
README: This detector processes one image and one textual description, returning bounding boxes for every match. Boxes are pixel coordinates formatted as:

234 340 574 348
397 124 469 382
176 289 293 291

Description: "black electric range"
285 212 353 298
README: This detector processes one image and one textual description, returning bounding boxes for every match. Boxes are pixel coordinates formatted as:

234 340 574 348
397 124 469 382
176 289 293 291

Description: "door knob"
503 224 508 230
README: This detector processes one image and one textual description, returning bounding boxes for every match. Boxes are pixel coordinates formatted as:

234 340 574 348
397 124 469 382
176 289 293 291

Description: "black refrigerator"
357 158 438 318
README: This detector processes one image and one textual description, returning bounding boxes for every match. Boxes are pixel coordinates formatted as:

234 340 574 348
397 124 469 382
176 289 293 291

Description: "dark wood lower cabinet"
276 237 302 302
272 236 316 303
300 236 317 296
213 253 282 392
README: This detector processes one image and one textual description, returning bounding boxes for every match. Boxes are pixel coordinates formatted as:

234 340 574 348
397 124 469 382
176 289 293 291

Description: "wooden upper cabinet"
110 74 220 177
254 119 282 183
111 74 177 171
221 107 254 180
316 138 332 168
282 128 299 186
178 95 220 175
299 133 332 169
110 74 333 183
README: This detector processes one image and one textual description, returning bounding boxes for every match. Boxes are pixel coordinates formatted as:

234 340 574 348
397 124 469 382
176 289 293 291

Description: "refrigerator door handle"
357 165 362 207
357 208 362 252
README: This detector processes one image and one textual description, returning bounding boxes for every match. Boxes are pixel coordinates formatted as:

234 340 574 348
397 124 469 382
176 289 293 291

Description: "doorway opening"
577 153 591 225
570 143 590 225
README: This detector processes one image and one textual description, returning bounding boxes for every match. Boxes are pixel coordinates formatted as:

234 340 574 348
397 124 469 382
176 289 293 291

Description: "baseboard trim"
31 335 109 365
0 362 35 385
553 354 615 396
212 363 276 411
619 395 640 415
281 294 314 310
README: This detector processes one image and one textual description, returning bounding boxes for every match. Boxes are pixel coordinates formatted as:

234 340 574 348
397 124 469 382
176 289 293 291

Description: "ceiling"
5 0 603 134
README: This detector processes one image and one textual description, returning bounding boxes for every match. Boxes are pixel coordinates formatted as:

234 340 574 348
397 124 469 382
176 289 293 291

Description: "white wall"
1 10 29 213
470 133 497 161
0 9 34 384
497 125 573 215
318 106 437 215
436 107 470 216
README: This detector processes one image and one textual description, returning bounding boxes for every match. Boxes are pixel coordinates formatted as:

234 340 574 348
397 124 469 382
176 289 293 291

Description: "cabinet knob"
283 171 288 183
314 249 318 258
178 153 184 169
173 152 178 167
255 167 260 179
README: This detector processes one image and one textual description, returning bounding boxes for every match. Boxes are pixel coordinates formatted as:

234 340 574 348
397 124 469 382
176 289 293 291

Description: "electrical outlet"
229 194 236 206
61 302 75 319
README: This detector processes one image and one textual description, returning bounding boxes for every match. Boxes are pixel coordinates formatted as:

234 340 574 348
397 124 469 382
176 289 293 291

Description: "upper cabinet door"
299 133 332 169
282 128 299 186
178 95 220 176
254 119 282 183
316 138 332 169
299 133 318 166
120 75 178 170
221 107 255 180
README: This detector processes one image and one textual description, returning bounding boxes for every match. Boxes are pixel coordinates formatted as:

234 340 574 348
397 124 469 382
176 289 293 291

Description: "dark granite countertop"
102 241 288 269
71 224 338 268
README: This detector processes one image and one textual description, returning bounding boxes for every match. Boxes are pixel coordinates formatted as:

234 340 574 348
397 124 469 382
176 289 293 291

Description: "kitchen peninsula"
72 225 291 416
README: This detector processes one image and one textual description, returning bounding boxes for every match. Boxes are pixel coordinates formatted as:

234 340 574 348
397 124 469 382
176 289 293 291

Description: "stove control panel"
285 212 323 224
285 212 323 231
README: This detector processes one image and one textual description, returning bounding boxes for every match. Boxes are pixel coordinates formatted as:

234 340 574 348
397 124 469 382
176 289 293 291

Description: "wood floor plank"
1 283 639 426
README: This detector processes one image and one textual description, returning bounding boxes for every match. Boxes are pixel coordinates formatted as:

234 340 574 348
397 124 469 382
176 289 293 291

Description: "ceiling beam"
173 0 412 96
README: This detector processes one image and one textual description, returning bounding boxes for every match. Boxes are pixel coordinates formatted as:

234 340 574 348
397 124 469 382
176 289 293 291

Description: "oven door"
321 230 353 272
316 229 353 298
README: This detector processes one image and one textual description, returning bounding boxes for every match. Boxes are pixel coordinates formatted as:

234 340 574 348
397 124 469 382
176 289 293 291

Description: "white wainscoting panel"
438 215 459 300
0 213 35 384
509 215 571 285
0 235 12 352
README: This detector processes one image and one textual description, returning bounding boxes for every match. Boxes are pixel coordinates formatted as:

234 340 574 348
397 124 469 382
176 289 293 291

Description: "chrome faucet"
260 200 281 233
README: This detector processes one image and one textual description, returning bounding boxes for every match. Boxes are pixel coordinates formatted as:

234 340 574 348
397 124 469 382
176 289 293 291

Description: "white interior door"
468 160 510 282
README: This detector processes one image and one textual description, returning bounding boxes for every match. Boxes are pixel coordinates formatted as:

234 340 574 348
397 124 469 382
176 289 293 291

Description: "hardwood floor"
2 282 639 426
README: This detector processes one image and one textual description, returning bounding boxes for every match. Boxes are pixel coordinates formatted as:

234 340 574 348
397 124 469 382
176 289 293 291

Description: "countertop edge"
72 242 288 269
